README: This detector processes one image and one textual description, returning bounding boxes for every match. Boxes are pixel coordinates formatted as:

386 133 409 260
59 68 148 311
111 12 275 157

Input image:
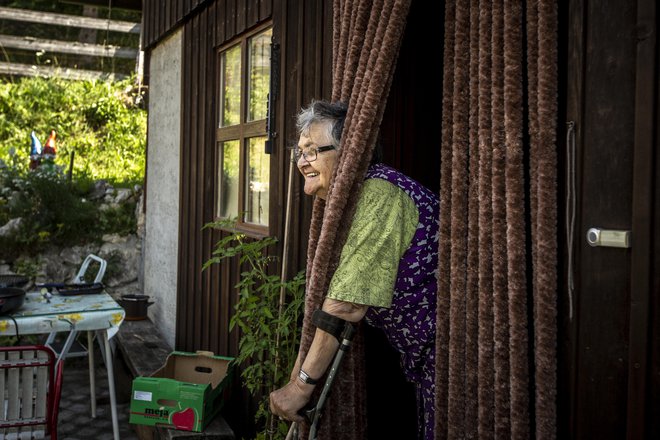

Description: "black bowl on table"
0 274 29 288
0 287 26 314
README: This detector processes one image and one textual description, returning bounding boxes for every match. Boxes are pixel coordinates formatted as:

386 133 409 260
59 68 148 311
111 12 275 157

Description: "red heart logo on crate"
171 407 196 430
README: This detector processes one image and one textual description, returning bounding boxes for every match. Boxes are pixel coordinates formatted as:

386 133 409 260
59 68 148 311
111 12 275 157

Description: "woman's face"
297 122 338 200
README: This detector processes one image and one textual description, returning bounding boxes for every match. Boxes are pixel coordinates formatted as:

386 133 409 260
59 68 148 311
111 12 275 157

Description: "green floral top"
326 178 418 307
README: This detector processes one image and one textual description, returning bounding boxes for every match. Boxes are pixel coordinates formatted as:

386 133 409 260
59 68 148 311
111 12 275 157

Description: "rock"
59 244 100 266
39 249 71 283
90 180 110 200
0 217 23 237
135 191 145 240
59 246 85 266
99 234 141 287
102 233 124 244
99 202 120 212
0 264 14 275
114 188 133 204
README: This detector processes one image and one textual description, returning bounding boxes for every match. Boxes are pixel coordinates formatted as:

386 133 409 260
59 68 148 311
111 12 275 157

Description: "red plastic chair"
0 345 64 439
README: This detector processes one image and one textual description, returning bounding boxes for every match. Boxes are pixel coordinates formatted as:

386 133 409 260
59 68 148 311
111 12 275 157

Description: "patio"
58 354 137 440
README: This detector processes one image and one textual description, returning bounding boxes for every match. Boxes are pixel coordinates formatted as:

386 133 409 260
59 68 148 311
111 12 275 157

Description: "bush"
0 75 146 186
0 164 99 259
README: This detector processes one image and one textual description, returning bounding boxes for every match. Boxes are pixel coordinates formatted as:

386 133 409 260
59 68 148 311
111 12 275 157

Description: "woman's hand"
269 378 315 422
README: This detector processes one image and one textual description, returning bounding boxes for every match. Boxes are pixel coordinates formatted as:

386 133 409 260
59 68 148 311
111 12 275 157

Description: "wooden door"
562 0 658 438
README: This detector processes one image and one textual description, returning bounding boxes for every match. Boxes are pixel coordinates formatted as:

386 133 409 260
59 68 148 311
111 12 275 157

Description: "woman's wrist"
295 371 317 396
298 368 319 385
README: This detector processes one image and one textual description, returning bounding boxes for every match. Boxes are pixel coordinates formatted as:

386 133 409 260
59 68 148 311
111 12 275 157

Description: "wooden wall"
562 0 659 438
156 0 332 435
142 0 273 50
173 0 332 354
142 0 659 437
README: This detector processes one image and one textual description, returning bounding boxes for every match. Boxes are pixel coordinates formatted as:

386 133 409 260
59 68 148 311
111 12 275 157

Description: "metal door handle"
586 228 631 248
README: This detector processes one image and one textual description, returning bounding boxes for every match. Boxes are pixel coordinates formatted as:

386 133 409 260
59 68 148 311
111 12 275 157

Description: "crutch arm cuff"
311 309 351 342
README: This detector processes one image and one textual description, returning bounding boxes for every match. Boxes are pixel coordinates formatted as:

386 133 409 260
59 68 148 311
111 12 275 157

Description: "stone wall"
0 185 145 300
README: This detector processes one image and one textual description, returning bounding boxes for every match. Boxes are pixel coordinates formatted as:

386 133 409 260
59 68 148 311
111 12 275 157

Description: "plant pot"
118 294 154 321
0 287 26 314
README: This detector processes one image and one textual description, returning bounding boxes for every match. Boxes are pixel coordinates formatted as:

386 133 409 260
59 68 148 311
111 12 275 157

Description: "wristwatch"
298 369 319 385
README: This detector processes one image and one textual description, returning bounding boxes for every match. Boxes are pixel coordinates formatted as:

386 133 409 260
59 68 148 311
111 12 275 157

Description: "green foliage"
0 164 99 258
13 255 41 281
0 162 139 259
100 250 124 282
204 218 305 440
98 201 137 236
0 75 146 186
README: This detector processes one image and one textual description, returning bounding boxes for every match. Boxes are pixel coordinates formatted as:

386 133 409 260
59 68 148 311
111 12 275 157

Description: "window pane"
247 28 272 122
218 140 240 219
244 137 269 226
220 45 241 127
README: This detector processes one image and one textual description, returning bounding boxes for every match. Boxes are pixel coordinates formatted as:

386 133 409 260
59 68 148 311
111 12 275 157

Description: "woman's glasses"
292 145 335 163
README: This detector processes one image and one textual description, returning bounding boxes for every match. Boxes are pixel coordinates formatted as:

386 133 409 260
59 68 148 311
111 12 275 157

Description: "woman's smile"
297 122 337 200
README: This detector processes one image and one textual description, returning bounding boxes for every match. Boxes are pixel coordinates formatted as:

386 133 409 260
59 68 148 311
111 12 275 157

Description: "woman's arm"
269 298 368 421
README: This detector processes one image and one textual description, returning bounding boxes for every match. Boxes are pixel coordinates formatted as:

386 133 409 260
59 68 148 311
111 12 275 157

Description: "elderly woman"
270 100 439 440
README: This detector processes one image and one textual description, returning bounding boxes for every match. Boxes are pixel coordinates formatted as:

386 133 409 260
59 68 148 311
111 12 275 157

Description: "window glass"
218 140 240 218
220 45 241 127
244 136 269 226
247 28 272 122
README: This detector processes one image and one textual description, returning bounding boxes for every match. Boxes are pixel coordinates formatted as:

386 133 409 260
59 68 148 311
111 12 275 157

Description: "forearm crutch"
302 310 357 440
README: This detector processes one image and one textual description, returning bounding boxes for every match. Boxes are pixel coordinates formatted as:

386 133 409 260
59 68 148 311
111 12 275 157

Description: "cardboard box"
129 351 234 432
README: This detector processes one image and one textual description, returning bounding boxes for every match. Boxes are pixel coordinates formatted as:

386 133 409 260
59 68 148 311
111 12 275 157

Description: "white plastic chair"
72 254 107 285
44 254 107 418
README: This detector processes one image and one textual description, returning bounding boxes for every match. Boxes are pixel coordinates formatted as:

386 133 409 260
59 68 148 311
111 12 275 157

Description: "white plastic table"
0 290 125 440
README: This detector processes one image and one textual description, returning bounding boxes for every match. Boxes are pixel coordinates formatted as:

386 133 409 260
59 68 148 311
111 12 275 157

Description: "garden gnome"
29 130 42 170
42 130 57 159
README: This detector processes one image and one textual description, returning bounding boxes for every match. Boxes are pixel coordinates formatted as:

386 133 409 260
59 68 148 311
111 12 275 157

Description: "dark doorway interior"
380 0 443 194
365 1 444 438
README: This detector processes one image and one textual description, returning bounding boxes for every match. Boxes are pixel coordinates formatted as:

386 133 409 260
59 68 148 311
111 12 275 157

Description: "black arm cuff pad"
311 309 347 342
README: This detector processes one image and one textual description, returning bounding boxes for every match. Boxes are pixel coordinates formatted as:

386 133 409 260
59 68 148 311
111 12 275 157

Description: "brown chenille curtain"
297 0 557 439
435 1 558 439
297 0 412 439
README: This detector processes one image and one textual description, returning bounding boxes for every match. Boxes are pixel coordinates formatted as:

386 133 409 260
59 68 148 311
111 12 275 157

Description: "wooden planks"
0 7 141 33
0 34 138 59
0 61 125 80
116 320 173 378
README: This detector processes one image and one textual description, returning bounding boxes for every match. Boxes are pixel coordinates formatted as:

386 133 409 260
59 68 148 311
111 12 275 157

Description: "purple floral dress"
363 163 439 440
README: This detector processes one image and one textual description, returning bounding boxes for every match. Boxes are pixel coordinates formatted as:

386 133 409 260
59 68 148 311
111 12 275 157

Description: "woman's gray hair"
296 100 348 148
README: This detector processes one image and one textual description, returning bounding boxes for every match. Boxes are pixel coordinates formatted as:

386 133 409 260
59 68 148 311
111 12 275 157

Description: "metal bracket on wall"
265 38 281 155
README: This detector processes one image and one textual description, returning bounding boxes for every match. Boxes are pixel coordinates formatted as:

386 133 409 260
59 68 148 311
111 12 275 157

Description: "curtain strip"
437 0 557 438
300 1 412 438
490 0 512 436
465 0 482 437
534 1 558 438
476 2 495 438
435 0 456 436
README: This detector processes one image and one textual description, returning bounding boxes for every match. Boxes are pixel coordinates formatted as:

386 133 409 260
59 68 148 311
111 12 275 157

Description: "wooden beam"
0 7 140 34
60 0 142 11
626 0 656 438
0 61 126 81
0 34 138 59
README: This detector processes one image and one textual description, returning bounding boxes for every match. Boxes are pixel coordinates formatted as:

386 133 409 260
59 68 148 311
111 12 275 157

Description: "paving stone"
57 348 138 440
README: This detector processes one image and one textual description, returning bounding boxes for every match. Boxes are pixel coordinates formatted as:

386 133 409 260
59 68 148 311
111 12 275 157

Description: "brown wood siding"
142 0 270 49
561 0 659 438
174 0 331 435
